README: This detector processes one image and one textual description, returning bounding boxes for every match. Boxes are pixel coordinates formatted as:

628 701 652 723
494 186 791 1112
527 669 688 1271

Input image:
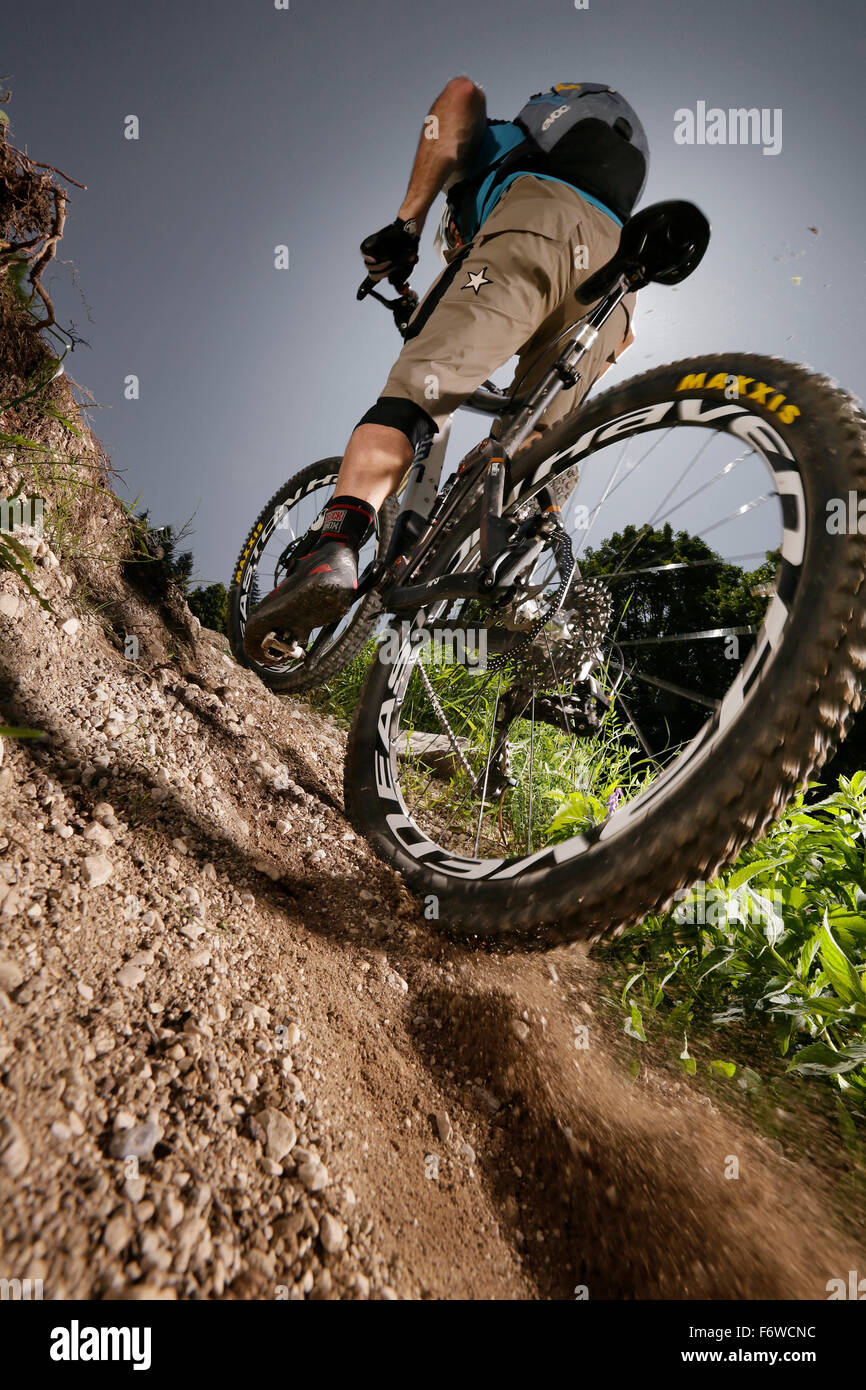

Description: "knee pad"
357 396 437 453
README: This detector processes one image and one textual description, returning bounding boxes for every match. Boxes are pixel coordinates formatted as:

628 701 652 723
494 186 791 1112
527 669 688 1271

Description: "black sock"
313 495 377 553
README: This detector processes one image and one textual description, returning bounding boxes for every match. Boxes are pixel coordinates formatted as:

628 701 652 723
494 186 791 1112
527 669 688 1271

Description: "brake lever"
357 276 419 336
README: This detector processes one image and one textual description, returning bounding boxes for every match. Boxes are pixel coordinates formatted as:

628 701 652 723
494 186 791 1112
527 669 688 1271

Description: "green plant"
599 775 866 1111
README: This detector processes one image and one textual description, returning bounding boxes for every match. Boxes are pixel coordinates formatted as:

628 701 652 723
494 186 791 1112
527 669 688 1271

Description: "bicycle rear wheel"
345 355 866 945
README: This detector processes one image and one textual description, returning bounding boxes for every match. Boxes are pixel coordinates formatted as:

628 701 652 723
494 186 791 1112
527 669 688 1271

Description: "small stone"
469 1084 500 1114
116 964 146 989
0 1118 30 1178
128 950 154 968
433 1111 452 1143
84 822 114 848
0 957 24 992
61 617 80 638
77 982 94 1002
82 854 113 887
319 1213 344 1254
161 1192 185 1230
297 1158 329 1192
104 1215 133 1254
511 1019 530 1042
92 802 118 826
0 593 19 619
109 1121 162 1161
252 1107 297 1162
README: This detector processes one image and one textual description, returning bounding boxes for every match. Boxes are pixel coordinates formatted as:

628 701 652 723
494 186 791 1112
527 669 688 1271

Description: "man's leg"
334 423 413 512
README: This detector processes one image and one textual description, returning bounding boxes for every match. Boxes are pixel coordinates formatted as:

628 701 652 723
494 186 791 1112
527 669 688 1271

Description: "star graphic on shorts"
462 266 491 294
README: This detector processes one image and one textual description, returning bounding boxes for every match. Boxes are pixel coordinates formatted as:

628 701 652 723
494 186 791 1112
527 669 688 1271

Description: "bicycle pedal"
261 630 305 663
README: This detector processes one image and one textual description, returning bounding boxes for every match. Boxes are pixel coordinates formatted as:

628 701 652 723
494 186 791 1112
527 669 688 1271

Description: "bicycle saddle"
575 200 710 304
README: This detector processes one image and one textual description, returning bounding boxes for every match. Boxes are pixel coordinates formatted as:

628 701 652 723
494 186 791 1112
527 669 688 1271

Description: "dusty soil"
1 525 864 1301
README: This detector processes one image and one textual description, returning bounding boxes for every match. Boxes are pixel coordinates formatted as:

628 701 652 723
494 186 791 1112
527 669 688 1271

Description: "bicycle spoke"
618 624 757 647
629 669 721 710
473 674 503 857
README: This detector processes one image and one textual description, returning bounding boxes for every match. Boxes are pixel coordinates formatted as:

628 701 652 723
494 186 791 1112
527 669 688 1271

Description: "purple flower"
606 787 624 816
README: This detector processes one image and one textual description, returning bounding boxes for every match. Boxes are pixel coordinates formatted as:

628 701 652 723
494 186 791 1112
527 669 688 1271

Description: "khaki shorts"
381 174 636 435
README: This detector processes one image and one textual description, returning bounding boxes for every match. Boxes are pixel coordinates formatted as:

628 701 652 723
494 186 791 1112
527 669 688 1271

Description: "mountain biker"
244 76 648 663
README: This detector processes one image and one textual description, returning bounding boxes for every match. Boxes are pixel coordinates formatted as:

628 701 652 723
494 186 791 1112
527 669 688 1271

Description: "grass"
595 775 866 1119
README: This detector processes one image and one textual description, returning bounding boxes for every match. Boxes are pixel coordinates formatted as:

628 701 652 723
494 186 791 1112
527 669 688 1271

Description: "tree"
188 581 228 634
580 523 775 756
124 510 194 601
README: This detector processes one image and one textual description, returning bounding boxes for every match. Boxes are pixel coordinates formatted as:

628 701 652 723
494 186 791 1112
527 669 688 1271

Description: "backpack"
513 83 649 223
444 82 649 248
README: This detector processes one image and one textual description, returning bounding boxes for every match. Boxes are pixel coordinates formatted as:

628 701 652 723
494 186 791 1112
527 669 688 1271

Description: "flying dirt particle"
807 226 818 235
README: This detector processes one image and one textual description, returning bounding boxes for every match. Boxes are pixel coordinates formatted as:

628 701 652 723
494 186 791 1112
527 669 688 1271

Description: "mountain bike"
228 201 866 945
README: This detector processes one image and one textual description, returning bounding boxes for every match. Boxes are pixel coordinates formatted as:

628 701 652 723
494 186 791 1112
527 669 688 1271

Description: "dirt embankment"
1 520 864 1301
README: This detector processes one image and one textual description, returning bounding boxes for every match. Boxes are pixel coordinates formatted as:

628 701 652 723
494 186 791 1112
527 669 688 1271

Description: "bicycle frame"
358 273 630 609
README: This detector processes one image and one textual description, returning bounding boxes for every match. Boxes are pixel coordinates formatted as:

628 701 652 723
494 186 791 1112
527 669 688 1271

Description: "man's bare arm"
396 76 487 232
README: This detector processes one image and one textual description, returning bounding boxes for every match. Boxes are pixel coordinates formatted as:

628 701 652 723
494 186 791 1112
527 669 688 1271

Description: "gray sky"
6 0 865 587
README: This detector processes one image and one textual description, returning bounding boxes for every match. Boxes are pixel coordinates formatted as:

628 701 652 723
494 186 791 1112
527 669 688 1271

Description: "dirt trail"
0 531 863 1300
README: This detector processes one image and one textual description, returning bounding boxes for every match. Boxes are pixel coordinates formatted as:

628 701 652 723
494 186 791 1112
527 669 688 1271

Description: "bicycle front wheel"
344 355 866 946
227 458 397 694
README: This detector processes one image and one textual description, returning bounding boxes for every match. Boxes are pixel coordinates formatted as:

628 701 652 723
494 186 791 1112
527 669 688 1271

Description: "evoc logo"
541 103 569 132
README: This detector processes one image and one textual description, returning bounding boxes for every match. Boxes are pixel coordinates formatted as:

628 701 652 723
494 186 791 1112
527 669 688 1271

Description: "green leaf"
709 1060 737 1078
789 1042 866 1076
0 726 46 739
621 966 645 1005
624 1003 646 1042
726 857 789 890
697 946 734 978
819 918 866 1005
